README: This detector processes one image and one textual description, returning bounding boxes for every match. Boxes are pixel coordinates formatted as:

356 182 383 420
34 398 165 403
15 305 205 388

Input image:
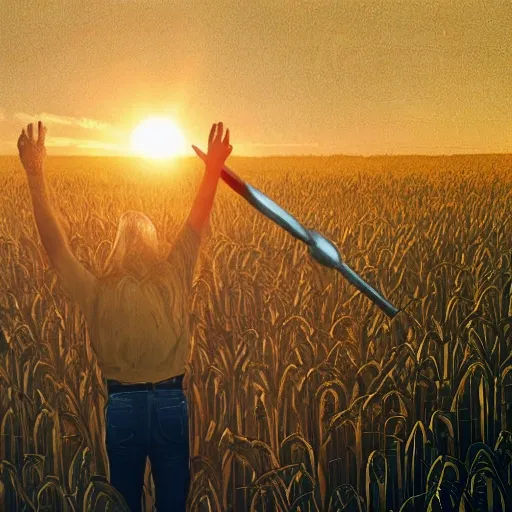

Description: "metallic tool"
192 145 400 318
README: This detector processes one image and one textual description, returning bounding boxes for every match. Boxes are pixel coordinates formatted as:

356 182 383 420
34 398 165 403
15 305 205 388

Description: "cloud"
0 135 129 154
10 112 128 154
241 142 319 148
75 140 128 151
14 112 112 131
45 136 128 152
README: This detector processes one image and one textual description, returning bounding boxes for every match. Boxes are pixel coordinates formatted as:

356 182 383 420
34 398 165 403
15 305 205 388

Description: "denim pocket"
106 393 137 445
155 391 188 443
107 424 135 445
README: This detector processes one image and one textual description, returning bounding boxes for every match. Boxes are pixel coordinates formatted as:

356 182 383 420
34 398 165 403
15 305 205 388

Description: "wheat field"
0 153 511 511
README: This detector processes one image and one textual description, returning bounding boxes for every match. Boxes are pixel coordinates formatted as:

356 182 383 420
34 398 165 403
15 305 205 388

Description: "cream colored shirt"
69 222 202 383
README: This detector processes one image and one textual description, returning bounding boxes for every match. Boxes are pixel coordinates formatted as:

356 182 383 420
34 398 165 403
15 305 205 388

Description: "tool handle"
337 263 400 318
192 145 312 244
192 144 400 318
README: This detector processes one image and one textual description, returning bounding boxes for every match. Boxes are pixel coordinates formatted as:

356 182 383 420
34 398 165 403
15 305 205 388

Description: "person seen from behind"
17 120 233 511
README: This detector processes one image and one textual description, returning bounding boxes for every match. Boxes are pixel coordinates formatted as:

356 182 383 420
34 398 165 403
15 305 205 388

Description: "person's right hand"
206 122 232 169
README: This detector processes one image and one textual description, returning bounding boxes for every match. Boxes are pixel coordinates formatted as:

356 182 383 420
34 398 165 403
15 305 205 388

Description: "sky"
1 0 511 157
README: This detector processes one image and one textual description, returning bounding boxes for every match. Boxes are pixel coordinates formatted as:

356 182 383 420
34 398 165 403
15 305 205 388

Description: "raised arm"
165 123 232 288
18 122 97 316
186 122 232 236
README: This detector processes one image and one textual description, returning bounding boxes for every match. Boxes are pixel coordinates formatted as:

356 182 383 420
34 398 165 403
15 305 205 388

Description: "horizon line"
1 151 511 159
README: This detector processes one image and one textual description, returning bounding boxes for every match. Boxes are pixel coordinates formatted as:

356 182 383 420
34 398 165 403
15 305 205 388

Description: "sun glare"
131 117 186 159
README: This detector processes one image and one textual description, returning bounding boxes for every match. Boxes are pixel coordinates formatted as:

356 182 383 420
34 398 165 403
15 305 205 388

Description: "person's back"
18 120 233 511
87 215 201 384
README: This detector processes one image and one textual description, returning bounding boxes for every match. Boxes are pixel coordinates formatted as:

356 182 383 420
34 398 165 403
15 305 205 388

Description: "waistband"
106 373 185 394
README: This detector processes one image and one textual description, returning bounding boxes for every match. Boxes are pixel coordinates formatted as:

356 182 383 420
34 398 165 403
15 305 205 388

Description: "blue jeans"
105 389 190 511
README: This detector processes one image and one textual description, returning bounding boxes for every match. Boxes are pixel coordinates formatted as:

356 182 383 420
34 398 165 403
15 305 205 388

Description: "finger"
215 122 223 142
18 129 28 145
37 121 46 146
17 131 27 153
208 123 216 145
223 128 230 146
27 123 34 142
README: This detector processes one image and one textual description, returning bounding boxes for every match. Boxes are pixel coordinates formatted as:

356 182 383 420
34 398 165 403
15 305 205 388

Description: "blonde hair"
102 211 161 280
91 212 189 376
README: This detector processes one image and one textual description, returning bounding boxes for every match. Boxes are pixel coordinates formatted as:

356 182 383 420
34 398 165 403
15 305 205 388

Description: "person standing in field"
17 120 232 511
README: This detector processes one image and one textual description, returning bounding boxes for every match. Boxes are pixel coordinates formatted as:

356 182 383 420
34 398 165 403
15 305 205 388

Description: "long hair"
91 212 187 377
102 211 162 280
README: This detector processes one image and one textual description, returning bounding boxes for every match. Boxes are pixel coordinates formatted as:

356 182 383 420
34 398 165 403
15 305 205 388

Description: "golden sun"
131 117 186 159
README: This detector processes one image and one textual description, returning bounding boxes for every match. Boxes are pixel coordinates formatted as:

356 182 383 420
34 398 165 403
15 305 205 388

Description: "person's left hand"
18 121 47 175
